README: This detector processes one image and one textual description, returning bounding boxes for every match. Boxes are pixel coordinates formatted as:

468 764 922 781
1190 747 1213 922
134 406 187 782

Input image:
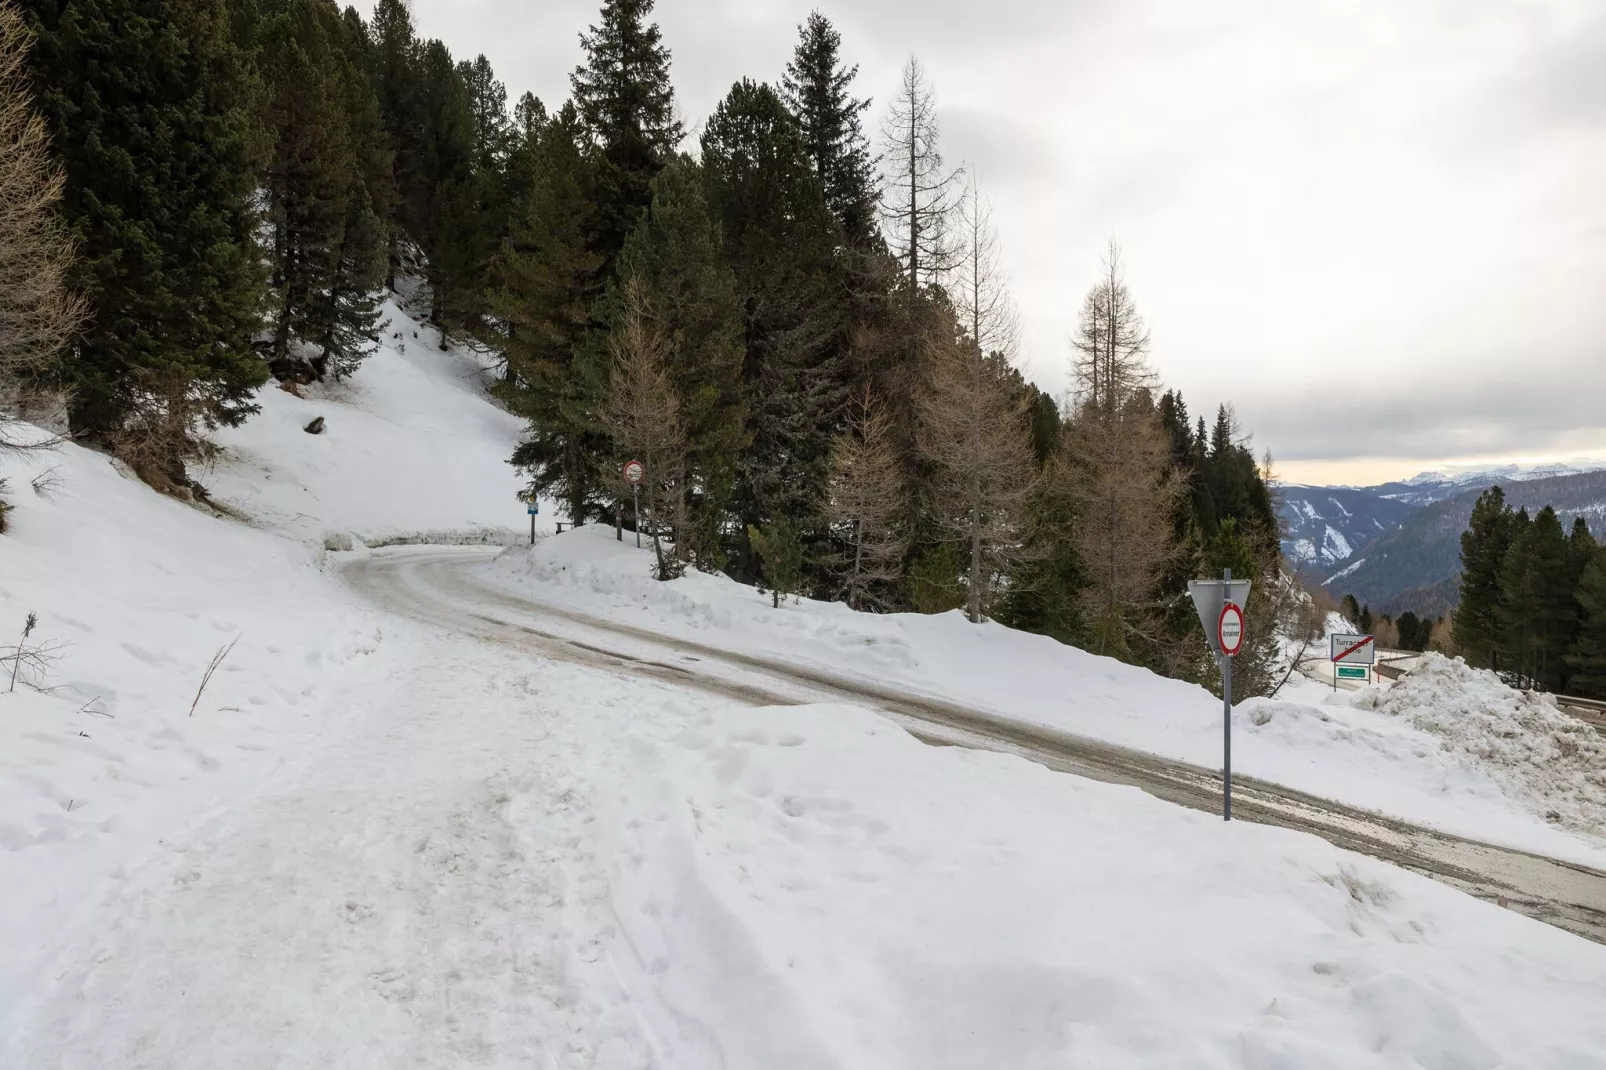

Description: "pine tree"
997 445 1084 645
1568 547 1606 698
952 173 1019 359
23 0 268 485
410 39 477 331
1454 486 1515 670
571 0 682 271
781 10 877 247
701 77 843 569
0 0 83 447
492 103 607 525
367 0 419 284
615 160 745 569
257 0 384 382
748 516 804 608
1496 507 1541 687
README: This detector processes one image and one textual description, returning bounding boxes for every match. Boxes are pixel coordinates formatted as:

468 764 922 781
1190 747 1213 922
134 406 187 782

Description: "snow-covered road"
343 545 1606 946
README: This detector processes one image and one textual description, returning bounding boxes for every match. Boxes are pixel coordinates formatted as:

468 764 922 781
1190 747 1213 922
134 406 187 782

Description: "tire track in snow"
342 546 1606 946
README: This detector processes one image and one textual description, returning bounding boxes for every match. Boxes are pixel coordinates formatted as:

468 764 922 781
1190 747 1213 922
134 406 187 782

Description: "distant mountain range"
1277 462 1606 617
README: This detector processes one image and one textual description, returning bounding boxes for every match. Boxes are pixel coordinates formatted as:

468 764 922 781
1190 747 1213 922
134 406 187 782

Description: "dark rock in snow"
304 416 325 435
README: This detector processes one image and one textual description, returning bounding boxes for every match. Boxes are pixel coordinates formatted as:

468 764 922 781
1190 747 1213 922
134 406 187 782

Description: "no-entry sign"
1218 602 1245 657
622 459 645 485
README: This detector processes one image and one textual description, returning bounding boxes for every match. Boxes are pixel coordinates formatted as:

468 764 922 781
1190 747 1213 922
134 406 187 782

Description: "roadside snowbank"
0 432 391 1009
205 298 531 547
486 526 1606 866
1354 653 1606 835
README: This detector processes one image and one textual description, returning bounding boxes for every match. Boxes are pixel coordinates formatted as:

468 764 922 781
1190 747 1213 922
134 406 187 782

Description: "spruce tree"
781 11 877 247
23 0 268 482
257 0 384 381
491 103 606 525
1454 486 1514 670
615 160 745 569
571 0 682 271
1495 507 1540 686
701 78 843 570
410 39 477 331
367 0 419 283
1568 547 1606 698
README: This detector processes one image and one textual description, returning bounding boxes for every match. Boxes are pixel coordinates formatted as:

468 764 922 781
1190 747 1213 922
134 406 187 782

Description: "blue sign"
526 501 539 515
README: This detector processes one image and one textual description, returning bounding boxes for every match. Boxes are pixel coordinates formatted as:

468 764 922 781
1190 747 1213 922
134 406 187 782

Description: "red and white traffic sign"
1218 602 1245 657
622 459 645 485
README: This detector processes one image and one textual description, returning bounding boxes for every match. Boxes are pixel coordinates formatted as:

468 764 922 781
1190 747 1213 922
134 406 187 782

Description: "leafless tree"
825 387 909 610
0 1 84 451
953 172 1019 360
880 55 962 292
919 334 1040 623
605 277 688 580
1070 240 1154 415
1062 394 1184 659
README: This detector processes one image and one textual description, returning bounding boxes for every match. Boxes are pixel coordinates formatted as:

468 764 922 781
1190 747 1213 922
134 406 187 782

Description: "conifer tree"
493 103 606 525
1454 486 1515 670
367 0 419 283
953 173 1019 360
781 10 877 247
410 39 477 331
257 0 384 381
23 0 267 484
571 0 682 271
701 77 842 566
615 160 744 568
1568 547 1606 698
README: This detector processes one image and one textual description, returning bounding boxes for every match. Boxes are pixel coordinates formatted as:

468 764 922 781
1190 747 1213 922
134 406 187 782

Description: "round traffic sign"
622 459 645 485
1218 601 1245 657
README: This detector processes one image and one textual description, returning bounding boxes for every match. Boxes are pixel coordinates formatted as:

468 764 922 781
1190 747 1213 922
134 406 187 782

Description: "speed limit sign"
622 459 645 485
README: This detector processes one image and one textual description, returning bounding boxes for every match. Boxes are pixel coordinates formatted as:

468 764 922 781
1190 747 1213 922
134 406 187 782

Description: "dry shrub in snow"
1355 653 1606 834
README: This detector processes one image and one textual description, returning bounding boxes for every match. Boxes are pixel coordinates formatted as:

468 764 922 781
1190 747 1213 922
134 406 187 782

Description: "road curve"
341 545 1606 945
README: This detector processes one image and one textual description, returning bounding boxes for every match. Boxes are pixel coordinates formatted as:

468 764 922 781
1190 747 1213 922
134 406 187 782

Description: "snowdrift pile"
1354 653 1606 833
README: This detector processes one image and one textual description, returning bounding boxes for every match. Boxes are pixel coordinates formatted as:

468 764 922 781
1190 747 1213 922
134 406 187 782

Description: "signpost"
1329 632 1376 689
622 460 645 549
1188 569 1252 821
520 490 539 545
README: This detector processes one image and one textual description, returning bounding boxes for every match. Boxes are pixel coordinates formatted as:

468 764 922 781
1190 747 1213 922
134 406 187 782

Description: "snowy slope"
205 297 531 546
485 527 1606 867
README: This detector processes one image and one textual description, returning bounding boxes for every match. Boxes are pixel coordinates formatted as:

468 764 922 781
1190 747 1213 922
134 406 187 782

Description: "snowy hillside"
205 296 530 547
5 298 1606 1065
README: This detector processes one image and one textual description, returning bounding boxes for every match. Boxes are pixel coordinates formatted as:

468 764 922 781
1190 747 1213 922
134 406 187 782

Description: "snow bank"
0 433 391 1008
487 527 1606 866
1354 653 1606 834
606 698 1606 1068
205 297 531 547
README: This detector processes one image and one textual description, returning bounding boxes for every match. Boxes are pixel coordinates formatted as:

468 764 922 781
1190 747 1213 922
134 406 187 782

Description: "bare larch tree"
1062 246 1181 658
919 334 1040 624
605 276 687 580
825 387 909 610
953 172 1019 359
1071 240 1153 416
0 0 83 450
880 55 961 293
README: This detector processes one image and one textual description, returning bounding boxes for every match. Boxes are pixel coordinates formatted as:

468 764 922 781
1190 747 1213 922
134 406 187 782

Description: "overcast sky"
393 0 1605 487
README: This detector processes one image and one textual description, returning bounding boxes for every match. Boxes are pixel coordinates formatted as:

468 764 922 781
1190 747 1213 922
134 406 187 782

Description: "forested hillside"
0 0 1299 694
1325 470 1606 618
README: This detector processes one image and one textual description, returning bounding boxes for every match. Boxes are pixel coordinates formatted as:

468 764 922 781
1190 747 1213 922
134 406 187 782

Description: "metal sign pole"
633 485 641 548
530 510 535 546
1222 567 1232 822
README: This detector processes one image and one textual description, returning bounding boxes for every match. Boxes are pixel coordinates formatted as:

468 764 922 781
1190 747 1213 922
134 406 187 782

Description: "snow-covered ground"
205 296 532 547
484 528 1606 868
5 297 1606 1065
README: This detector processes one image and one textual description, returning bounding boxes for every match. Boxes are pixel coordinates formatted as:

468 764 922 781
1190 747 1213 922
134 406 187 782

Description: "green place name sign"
1336 665 1369 680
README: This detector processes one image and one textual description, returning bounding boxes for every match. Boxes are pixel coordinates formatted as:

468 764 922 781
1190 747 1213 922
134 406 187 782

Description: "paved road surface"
342 546 1606 945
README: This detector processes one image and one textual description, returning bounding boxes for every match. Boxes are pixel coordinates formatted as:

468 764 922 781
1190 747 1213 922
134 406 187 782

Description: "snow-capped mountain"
1369 461 1606 506
1278 485 1418 574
